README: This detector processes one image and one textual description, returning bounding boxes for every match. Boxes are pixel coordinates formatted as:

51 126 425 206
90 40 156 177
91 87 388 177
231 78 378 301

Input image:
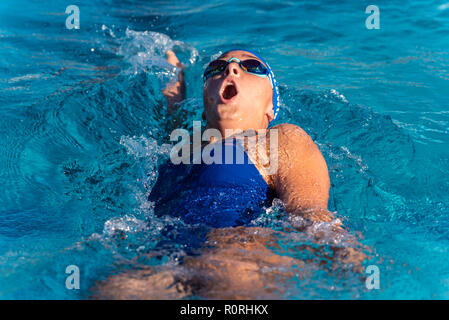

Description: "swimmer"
93 49 367 299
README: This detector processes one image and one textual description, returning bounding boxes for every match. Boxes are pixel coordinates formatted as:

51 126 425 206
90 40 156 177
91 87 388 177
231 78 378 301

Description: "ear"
265 103 274 123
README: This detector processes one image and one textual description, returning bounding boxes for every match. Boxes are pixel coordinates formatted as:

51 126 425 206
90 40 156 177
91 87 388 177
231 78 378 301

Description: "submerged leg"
92 227 304 299
92 267 191 300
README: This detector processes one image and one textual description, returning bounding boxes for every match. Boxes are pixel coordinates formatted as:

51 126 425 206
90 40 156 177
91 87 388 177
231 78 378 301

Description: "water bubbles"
117 28 198 78
329 88 348 103
103 214 148 237
120 135 171 160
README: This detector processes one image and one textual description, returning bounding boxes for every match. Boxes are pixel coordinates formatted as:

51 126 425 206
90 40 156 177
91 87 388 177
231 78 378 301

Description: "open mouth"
220 80 238 102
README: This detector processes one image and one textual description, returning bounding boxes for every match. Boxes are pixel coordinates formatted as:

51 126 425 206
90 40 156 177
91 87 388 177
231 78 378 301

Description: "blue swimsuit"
148 138 275 228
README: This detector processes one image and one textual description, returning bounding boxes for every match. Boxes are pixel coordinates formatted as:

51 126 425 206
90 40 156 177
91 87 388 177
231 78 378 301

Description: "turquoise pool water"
0 0 449 299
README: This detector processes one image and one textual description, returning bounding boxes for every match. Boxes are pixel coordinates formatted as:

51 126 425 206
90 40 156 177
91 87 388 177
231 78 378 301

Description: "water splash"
118 29 198 76
120 135 171 188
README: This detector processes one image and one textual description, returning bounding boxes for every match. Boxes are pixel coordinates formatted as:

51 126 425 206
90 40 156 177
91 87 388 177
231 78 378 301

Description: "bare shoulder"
268 123 319 158
271 122 307 135
267 123 330 212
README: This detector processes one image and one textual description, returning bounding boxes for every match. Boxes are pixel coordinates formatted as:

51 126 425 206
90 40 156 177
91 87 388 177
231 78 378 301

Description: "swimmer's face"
203 50 274 134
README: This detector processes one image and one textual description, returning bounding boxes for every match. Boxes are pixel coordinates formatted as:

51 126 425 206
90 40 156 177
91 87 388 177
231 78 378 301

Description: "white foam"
120 135 171 159
438 3 449 10
117 29 198 76
103 214 148 237
330 89 348 103
8 74 41 83
120 135 171 188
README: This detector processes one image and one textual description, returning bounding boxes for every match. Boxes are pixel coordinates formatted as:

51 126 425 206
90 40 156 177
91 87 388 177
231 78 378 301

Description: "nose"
224 62 241 77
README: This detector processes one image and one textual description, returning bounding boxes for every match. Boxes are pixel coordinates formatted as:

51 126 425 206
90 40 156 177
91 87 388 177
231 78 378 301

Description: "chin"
214 102 239 118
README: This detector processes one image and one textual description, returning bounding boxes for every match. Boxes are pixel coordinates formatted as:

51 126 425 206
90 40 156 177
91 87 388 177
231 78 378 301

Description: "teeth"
221 82 233 94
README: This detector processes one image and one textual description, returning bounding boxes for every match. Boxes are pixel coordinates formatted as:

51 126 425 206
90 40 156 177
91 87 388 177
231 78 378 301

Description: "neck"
205 121 268 141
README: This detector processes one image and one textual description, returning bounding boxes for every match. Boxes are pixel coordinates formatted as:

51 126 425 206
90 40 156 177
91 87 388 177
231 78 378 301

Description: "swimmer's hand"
290 210 369 273
162 50 185 113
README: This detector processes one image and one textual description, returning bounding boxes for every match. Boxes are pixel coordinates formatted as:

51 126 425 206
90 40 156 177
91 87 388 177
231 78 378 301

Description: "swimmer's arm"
272 124 368 270
162 50 185 113
272 123 335 223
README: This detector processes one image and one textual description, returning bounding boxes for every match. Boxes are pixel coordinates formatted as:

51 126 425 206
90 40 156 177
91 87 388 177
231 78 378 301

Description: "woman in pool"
94 50 365 299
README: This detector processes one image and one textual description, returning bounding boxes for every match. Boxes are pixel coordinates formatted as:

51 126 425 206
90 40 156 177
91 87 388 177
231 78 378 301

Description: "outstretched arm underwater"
161 50 185 113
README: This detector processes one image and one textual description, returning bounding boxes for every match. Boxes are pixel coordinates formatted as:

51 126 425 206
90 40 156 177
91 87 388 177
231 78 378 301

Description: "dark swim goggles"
203 57 269 82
